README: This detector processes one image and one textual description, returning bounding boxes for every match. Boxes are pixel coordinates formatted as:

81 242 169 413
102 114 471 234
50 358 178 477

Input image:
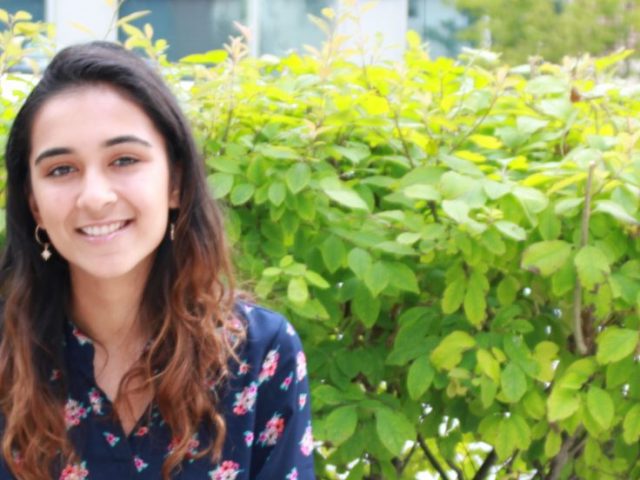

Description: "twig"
545 431 581 480
572 160 597 355
417 434 451 480
472 449 497 480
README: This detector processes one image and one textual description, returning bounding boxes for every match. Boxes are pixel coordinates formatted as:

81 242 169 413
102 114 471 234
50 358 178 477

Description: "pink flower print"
135 426 149 437
209 460 241 480
286 322 295 336
258 349 279 384
72 327 92 346
59 461 89 480
103 431 120 447
237 360 250 376
50 369 61 382
133 455 148 472
258 413 286 447
64 398 88 429
243 431 254 447
186 435 200 460
280 372 293 391
300 424 314 456
296 351 307 382
233 382 258 415
88 388 103 415
286 467 299 480
299 393 307 410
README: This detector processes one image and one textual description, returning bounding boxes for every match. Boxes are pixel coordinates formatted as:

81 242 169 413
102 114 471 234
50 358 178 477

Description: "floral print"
300 424 314 456
59 462 88 480
0 304 315 479
88 387 103 415
258 413 286 447
258 349 279 384
209 460 241 480
64 398 89 429
232 382 258 415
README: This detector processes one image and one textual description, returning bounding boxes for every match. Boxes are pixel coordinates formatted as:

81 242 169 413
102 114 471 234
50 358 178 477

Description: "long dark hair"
0 41 239 479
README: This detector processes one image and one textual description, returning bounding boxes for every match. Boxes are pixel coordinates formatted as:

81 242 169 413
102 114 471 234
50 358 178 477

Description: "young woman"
0 41 314 479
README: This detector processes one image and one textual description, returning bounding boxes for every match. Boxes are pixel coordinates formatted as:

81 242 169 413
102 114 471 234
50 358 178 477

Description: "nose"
75 169 117 215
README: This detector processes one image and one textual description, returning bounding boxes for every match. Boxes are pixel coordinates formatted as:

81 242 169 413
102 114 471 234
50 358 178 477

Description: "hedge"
3 6 640 479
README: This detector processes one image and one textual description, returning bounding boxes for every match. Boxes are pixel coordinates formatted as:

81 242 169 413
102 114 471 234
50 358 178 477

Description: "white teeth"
80 221 126 237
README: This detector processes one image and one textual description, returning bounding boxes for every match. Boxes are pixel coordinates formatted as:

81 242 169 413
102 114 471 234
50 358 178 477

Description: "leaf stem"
573 160 596 355
472 449 497 480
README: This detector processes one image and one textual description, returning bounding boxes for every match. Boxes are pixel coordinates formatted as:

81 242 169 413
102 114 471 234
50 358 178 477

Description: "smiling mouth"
78 220 130 237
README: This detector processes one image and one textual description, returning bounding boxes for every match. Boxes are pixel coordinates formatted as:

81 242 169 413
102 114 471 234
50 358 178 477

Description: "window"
118 0 246 61
258 0 332 56
408 0 467 57
0 0 45 20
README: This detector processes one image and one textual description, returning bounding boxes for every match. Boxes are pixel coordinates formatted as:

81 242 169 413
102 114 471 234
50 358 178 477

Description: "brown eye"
112 156 139 167
47 165 75 177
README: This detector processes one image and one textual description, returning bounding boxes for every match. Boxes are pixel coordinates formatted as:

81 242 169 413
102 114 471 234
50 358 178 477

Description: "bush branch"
417 434 451 480
472 449 497 480
573 160 597 355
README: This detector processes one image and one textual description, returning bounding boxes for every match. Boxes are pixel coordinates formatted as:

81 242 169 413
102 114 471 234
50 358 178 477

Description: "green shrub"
4 6 640 479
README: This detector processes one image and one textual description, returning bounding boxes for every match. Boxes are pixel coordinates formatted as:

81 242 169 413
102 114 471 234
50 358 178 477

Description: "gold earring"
170 222 175 241
34 225 52 261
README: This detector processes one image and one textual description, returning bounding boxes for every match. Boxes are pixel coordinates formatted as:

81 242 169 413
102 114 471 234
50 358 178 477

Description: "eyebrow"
34 135 152 165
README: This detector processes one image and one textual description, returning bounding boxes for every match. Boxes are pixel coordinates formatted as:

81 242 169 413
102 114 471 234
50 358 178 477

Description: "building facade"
2 0 467 60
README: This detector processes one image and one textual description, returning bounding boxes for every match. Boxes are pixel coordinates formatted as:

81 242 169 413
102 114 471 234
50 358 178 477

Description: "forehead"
30 84 164 153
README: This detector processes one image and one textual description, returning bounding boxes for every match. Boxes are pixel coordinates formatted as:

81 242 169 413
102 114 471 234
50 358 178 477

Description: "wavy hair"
0 42 240 479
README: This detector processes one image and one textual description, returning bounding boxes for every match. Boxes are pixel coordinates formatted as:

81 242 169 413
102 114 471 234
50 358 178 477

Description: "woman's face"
28 84 179 282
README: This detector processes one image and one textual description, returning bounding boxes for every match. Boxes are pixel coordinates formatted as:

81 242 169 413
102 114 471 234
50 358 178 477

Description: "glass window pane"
408 0 467 57
0 0 44 20
119 0 246 61
259 0 333 56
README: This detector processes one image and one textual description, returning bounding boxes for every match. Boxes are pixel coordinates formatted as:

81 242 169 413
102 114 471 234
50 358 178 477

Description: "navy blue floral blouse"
0 303 315 479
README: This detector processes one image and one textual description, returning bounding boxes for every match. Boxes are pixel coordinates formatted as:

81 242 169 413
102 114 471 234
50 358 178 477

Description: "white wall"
46 0 117 50
337 0 408 62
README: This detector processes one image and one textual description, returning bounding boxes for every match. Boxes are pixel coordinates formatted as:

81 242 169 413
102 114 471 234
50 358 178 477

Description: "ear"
168 166 182 209
28 192 42 225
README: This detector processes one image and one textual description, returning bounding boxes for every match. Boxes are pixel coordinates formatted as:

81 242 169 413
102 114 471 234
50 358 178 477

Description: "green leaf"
545 430 562 457
464 271 487 326
207 173 234 199
586 386 614 430
403 184 441 201
521 240 572 276
430 331 476 370
348 248 372 279
480 376 498 409
257 144 300 160
547 387 580 421
556 358 596 390
320 178 370 211
286 163 311 193
325 406 358 446
375 408 416 456
287 277 309 304
180 49 228 64
477 349 501 383
441 276 466 314
623 404 640 444
495 221 526 241
575 245 610 290
594 200 639 225
364 262 389 297
353 283 381 327
321 236 346 273
497 276 519 306
304 270 330 289
596 327 639 364
268 181 286 206
442 199 470 223
229 183 255 205
386 262 419 294
501 362 527 403
495 416 518 460
407 354 435 400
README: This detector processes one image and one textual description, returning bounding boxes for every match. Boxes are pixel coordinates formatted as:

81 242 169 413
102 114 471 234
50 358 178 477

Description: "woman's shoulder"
234 302 303 356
